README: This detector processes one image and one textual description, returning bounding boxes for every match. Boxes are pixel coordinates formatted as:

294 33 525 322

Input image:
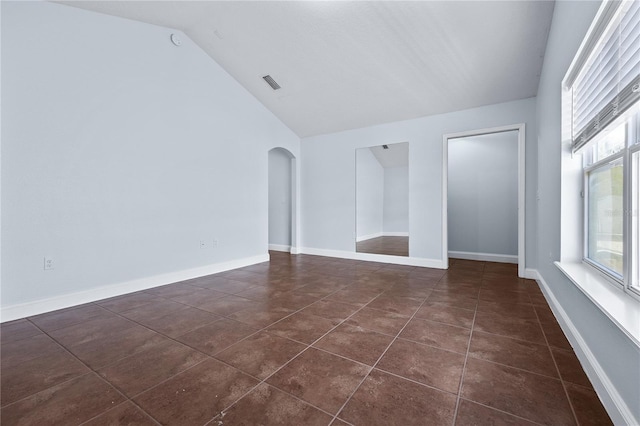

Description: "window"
583 109 639 292
566 0 640 298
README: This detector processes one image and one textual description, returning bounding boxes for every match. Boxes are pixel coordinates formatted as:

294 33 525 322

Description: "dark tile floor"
0 253 612 425
356 236 409 257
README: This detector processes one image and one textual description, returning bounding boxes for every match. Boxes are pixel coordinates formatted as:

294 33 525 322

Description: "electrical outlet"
212 239 218 248
44 257 54 270
200 240 207 249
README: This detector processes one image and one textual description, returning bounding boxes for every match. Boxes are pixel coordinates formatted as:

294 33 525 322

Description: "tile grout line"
20 315 165 426
450 262 484 426
533 299 582 426
327 269 460 425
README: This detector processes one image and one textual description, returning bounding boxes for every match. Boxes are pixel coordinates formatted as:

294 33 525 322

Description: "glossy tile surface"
0 254 610 425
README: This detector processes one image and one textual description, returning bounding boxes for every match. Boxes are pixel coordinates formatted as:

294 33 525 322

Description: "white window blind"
569 0 640 152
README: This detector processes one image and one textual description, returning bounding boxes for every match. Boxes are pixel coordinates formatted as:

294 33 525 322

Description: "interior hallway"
1 254 611 425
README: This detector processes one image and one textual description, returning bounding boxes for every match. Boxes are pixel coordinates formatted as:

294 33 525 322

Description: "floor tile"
118 299 190 323
400 317 471 353
49 315 137 348
195 294 257 316
189 276 256 294
551 347 592 387
143 283 201 299
166 288 228 306
82 401 157 426
325 288 382 306
427 291 478 310
1 349 90 406
95 292 162 313
474 311 546 344
377 338 465 393
565 383 613 426
345 307 410 335
314 323 393 365
29 304 113 332
462 358 575 425
98 340 208 397
65 325 167 369
366 295 424 316
265 312 338 344
0 333 64 369
338 369 457 426
134 306 219 337
301 300 361 322
227 305 296 328
134 358 259 425
219 383 333 426
215 331 306 379
540 320 572 350
414 303 475 328
175 318 256 355
468 331 558 377
0 373 125 425
476 299 537 319
455 399 539 425
0 320 44 343
267 347 369 414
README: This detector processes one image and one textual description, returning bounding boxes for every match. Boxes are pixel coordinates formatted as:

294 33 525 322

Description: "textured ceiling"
57 1 555 138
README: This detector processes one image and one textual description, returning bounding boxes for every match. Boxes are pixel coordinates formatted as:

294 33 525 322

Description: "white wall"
382 166 409 234
301 97 537 267
268 148 292 248
448 131 518 256
356 148 384 240
1 2 299 314
535 1 639 423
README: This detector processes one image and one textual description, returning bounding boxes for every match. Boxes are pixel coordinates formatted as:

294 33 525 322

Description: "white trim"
556 261 640 347
382 231 409 237
448 251 517 264
356 232 383 242
268 244 291 253
442 123 526 277
356 231 409 242
299 247 446 269
536 271 639 426
0 254 269 323
522 268 539 280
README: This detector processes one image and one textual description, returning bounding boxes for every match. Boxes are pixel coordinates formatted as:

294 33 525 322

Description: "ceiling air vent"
382 145 389 149
262 75 281 90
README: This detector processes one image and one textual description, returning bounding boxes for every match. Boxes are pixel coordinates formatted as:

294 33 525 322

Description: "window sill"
555 261 640 347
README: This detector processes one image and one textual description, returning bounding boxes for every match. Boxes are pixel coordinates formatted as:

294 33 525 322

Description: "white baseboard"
522 268 539 280
356 232 409 242
535 271 638 426
0 254 269 323
268 244 291 252
356 232 382 242
449 251 518 264
382 231 409 237
299 247 446 269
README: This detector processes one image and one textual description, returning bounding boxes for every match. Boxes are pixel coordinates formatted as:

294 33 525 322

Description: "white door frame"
442 123 526 277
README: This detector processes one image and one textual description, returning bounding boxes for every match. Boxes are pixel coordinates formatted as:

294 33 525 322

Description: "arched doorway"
268 147 296 253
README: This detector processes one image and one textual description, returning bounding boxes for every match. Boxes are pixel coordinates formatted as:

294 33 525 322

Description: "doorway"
442 124 525 277
268 147 296 253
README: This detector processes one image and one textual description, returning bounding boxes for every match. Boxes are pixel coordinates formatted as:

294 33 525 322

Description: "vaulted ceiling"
58 1 555 138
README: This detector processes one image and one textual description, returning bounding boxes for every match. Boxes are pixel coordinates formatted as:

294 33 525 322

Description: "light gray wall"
536 0 639 422
268 148 292 247
301 97 537 266
1 2 299 309
356 148 384 240
383 166 409 234
448 131 518 256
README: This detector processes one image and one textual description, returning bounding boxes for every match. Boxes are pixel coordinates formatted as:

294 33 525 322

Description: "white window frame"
558 0 640 347
581 111 639 298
